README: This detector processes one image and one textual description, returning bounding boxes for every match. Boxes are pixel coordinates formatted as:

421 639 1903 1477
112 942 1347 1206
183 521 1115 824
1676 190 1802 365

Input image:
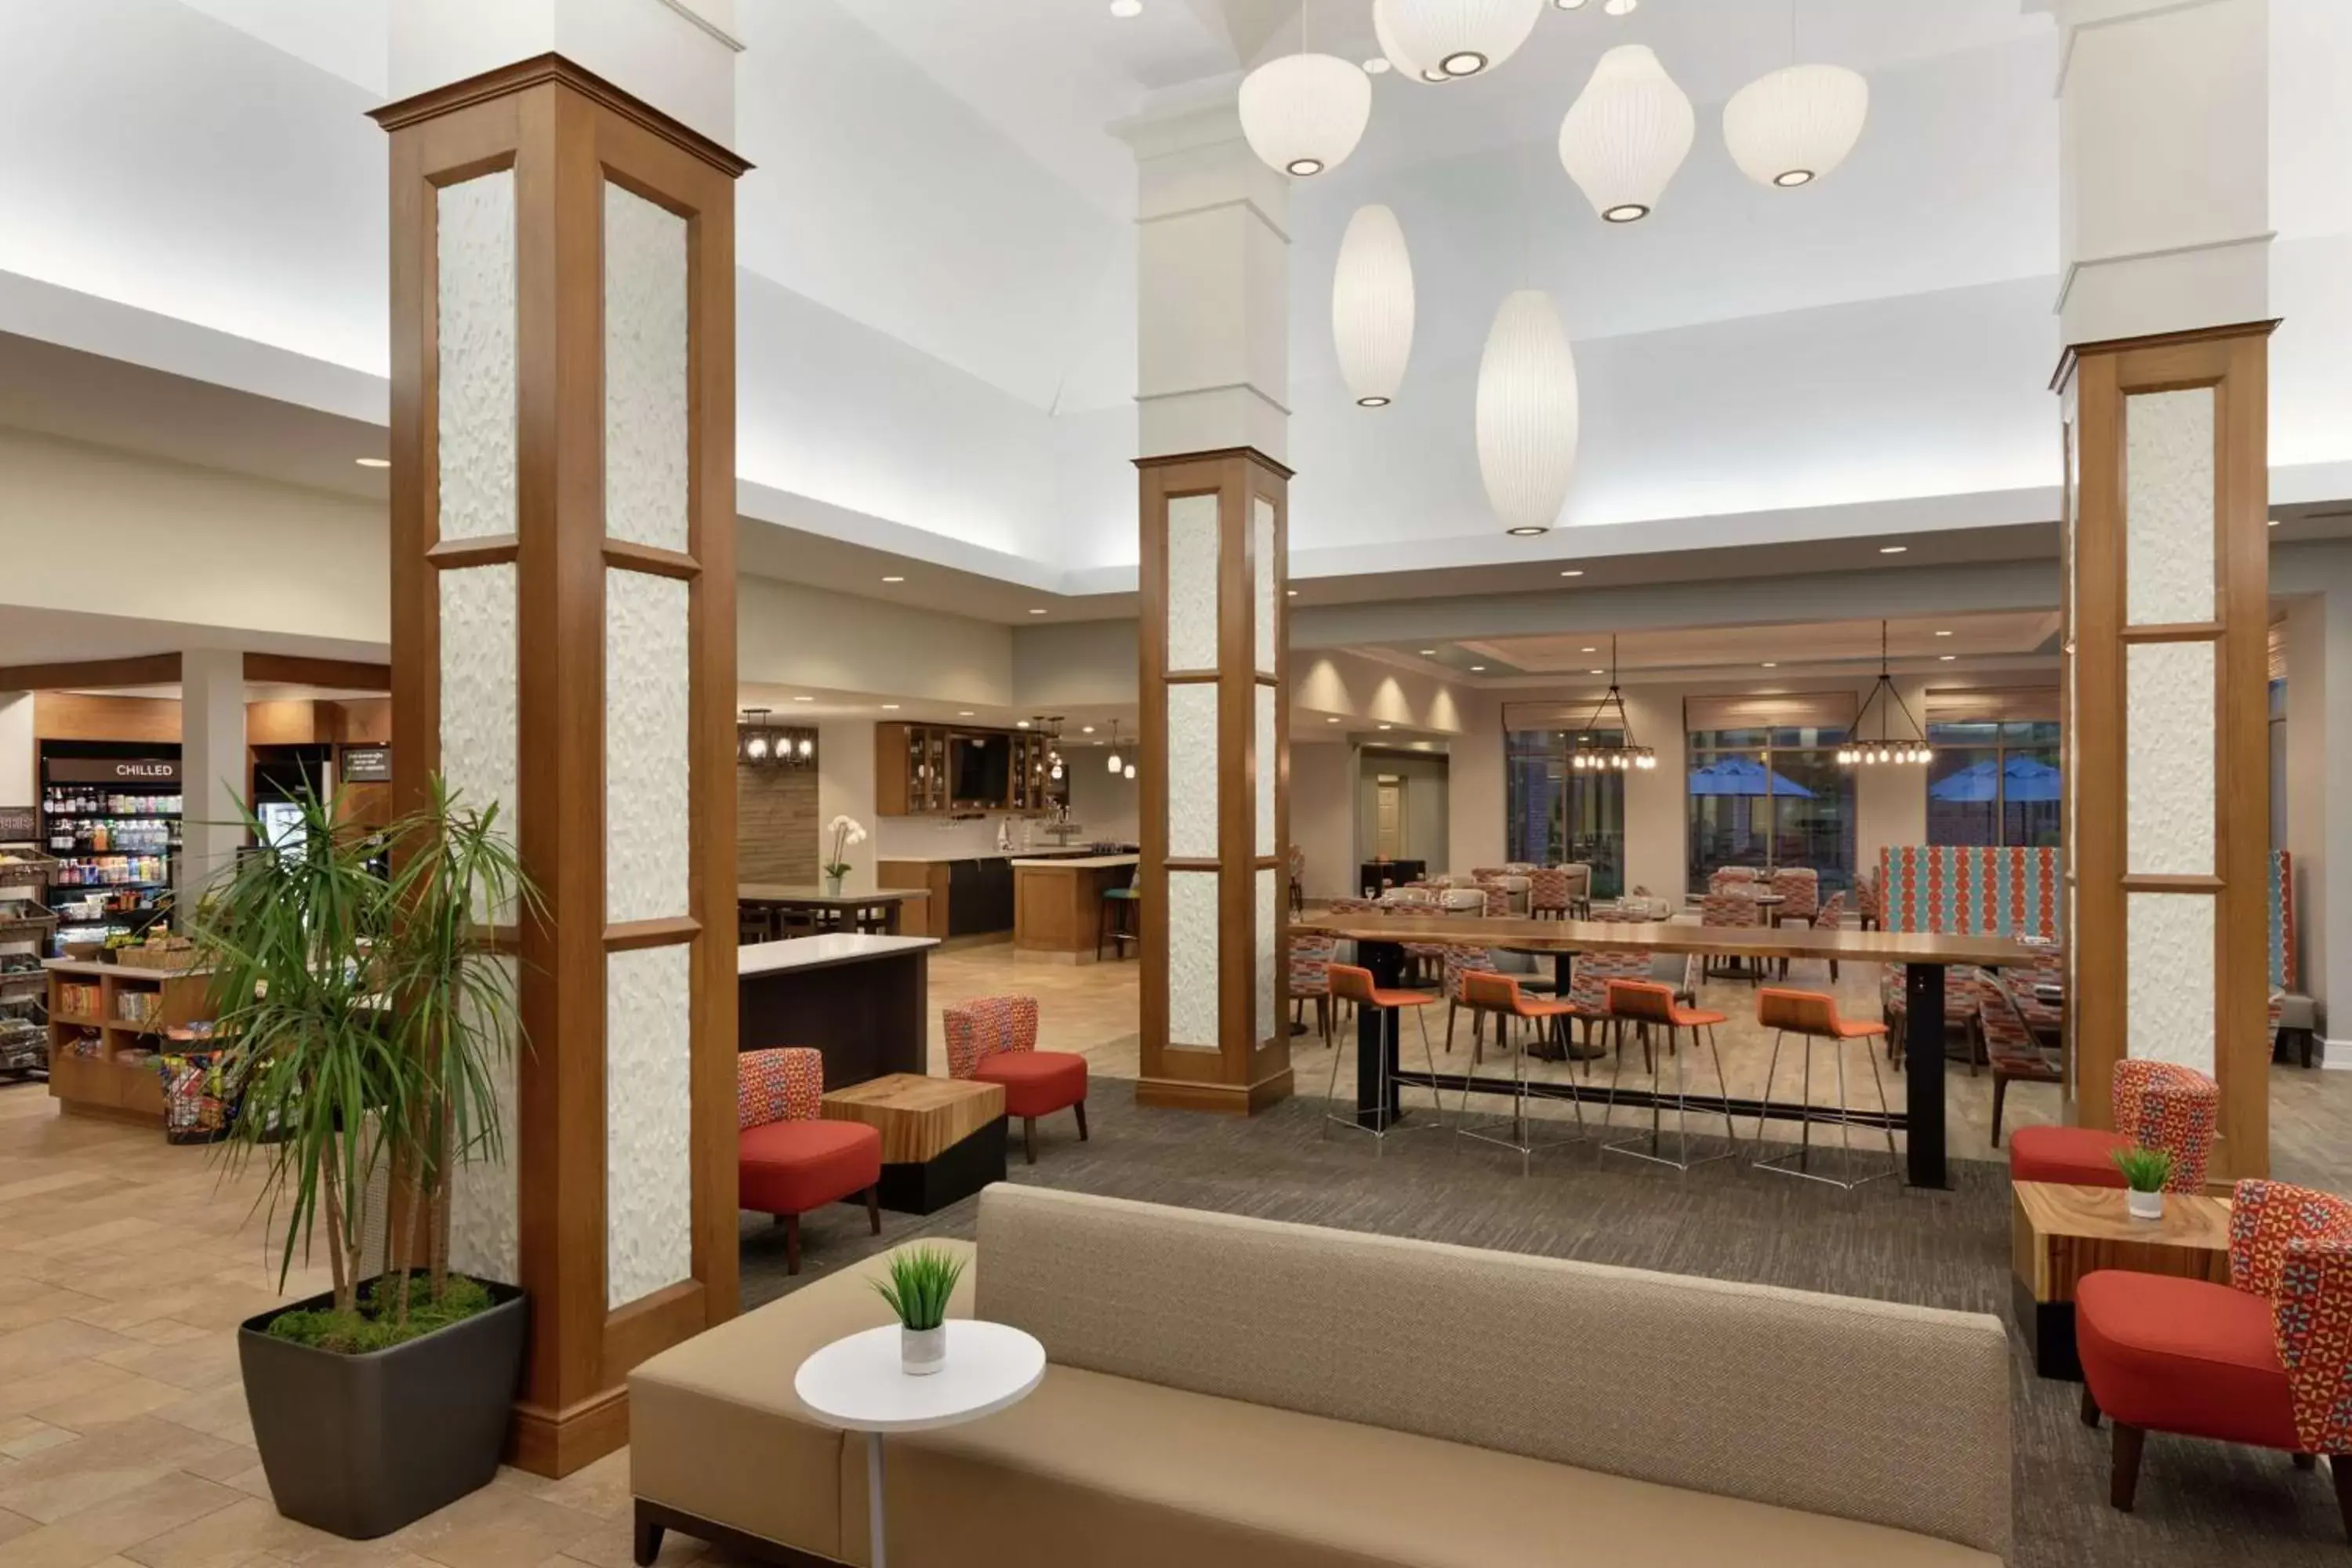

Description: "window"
1504 727 1625 897
1687 725 1857 892
1925 720 2061 848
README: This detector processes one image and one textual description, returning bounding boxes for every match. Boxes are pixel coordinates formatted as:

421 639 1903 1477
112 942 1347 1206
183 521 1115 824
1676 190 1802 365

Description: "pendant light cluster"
1567 637 1656 771
737 709 816 769
1838 622 1933 768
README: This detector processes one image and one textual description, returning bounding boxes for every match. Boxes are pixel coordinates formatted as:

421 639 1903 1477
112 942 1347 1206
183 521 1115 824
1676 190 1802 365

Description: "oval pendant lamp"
1332 205 1415 408
1379 0 1541 80
1373 0 1451 83
1722 64 1867 188
1558 44 1694 223
1238 53 1372 178
1475 290 1578 535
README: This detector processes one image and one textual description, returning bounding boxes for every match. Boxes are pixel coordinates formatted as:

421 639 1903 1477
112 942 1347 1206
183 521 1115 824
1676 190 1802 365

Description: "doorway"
1374 775 1406 860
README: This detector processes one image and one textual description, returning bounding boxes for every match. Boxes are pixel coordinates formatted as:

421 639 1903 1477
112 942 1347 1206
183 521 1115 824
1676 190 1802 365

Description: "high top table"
1294 910 2043 1189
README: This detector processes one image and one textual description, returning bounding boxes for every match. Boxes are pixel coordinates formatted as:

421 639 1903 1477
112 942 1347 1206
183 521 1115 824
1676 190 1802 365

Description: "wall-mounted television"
952 734 1010 803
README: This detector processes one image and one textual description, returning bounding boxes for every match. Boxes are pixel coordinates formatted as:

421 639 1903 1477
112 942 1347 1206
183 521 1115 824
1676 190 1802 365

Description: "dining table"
1293 909 2045 1190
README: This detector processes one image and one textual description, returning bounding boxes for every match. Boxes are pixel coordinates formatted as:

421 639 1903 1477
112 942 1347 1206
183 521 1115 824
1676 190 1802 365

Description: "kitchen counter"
736 933 938 976
877 848 1124 863
1012 858 1138 964
738 935 937 1087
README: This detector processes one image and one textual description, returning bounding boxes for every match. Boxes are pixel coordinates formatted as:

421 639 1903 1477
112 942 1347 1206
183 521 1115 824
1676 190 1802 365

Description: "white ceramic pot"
2126 1188 2165 1222
900 1324 946 1376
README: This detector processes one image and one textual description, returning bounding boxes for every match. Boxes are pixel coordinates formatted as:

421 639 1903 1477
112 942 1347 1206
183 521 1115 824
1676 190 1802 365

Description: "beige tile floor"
0 934 2335 1568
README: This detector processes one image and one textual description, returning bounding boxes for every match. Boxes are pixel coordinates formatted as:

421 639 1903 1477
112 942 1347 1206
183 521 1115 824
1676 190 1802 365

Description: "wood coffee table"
822 1074 1006 1216
2012 1180 2233 1380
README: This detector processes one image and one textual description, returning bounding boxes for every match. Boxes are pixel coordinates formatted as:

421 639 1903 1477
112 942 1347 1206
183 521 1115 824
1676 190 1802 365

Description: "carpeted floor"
742 1084 2347 1567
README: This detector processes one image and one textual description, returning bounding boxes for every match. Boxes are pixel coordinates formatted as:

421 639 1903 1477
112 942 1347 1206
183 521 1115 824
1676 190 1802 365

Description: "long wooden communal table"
1294 911 2045 1189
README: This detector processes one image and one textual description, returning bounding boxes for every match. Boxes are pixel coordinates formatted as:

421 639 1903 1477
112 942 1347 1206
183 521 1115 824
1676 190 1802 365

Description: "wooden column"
1136 448 1292 1113
2060 321 2274 1180
373 55 746 1475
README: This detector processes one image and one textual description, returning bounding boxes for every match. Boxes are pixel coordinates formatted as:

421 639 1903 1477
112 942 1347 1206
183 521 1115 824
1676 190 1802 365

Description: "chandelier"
1567 637 1656 771
1838 622 1931 766
737 710 816 768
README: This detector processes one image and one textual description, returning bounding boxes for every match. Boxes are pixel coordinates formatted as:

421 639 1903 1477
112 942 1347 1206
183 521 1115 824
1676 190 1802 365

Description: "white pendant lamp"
1378 0 1541 80
1332 205 1415 408
1722 64 1868 188
1373 0 1450 82
1475 290 1578 536
1558 45 1694 223
1237 53 1371 177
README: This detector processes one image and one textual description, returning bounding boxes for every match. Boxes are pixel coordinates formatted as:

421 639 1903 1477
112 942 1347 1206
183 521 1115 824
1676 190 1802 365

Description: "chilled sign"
339 746 392 784
45 757 182 786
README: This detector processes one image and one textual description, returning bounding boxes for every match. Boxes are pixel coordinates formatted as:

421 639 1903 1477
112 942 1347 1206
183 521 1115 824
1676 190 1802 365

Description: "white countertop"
876 848 1113 863
736 933 939 978
1009 855 1139 870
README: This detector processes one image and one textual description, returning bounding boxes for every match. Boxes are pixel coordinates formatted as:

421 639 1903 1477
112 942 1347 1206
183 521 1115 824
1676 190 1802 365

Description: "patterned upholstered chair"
1882 966 1984 1072
736 1047 881 1275
1803 891 1849 981
1566 910 1663 1073
1699 891 1762 985
1855 867 1882 931
1287 933 1336 1047
1527 866 1572 920
2009 1059 2218 1188
1475 880 1512 917
1976 985 2061 1147
1440 942 1504 1059
1708 866 1759 893
944 995 1088 1165
2079 1180 2352 1539
1767 867 1820 924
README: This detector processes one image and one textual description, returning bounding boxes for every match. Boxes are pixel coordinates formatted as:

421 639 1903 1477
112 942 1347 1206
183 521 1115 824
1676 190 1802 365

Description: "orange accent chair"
735 1048 881 1275
1601 979 1737 1171
1752 988 1897 1189
1324 962 1449 1147
944 996 1088 1164
2079 1179 2352 1539
2009 1059 2217 1190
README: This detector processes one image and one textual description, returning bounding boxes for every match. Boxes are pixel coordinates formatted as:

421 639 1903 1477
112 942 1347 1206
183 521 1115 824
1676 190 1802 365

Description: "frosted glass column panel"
604 571 691 921
2124 388 2214 626
1252 496 1276 677
2127 891 2215 1074
606 944 694 1306
1167 684 1220 858
1166 494 1220 671
1167 870 1220 1050
1254 867 1277 1050
436 172 517 543
2125 641 2215 876
439 564 519 1283
1254 684 1277 857
603 183 690 551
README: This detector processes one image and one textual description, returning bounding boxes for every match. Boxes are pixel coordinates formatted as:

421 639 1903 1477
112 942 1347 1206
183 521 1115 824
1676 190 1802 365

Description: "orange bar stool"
1752 988 1898 1189
1323 962 1448 1151
1600 979 1738 1171
1454 971 1587 1172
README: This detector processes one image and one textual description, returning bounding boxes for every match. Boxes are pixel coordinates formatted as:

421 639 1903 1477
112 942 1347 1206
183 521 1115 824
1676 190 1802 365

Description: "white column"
177 648 245 904
2285 578 2352 1058
0 694 32 810
2057 0 2270 343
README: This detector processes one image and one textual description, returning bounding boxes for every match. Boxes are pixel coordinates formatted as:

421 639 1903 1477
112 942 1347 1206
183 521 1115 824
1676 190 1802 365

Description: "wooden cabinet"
877 723 1058 817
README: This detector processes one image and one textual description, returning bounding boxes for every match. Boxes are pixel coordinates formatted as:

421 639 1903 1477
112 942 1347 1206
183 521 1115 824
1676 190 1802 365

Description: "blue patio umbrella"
1687 755 1815 798
1930 755 2061 804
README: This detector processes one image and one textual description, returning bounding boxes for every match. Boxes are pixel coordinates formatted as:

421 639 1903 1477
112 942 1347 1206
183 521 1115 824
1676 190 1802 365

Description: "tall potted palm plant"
196 777 538 1540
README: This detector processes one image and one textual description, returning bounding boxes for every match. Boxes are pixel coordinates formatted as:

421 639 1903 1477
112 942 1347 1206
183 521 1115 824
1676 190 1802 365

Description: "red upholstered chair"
2009 1059 2217 1190
2079 1179 2352 1537
735 1048 881 1275
945 995 1087 1165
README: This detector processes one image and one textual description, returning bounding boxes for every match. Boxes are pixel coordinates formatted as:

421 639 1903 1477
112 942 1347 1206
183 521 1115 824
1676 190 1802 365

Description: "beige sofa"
630 1185 2011 1566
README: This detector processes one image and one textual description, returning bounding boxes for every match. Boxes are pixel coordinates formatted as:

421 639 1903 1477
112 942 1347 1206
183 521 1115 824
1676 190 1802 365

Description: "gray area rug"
740 1084 2335 1566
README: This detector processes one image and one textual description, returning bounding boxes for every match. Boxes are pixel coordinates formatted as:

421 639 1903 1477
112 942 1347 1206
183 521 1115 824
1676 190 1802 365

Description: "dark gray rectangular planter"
238 1279 528 1539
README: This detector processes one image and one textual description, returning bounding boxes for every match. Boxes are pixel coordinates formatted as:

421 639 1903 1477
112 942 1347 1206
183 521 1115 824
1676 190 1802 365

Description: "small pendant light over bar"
1567 637 1657 772
1838 621 1932 766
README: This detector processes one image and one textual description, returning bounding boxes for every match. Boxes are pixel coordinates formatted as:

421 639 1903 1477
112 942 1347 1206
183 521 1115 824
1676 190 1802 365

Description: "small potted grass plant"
2114 1146 2175 1221
874 1246 965 1375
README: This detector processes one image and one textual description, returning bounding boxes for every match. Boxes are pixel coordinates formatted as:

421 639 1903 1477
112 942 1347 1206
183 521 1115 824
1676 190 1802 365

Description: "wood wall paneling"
735 764 818 881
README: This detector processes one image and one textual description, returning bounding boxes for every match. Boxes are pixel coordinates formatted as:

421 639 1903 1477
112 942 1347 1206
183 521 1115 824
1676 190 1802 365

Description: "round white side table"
794 1320 1045 1568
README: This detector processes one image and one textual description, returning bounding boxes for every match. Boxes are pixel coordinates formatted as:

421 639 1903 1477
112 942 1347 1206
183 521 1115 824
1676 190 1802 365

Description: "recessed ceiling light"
1015 720 1030 728
1559 569 1584 578
1761 662 1777 669
958 710 975 717
1363 56 1392 74
1327 717 1341 724
1109 0 1141 14
1286 588 1298 597
1469 665 1487 672
1940 655 1956 662
880 703 901 710
354 457 390 468
1081 724 1095 734
1506 525 1549 538
1581 646 1598 654
1419 648 1439 655
793 695 814 702
1027 608 1047 615
1377 723 1394 730
1879 545 1909 554
1934 630 1954 637
881 575 905 583
2269 517 2281 527
1588 668 1605 676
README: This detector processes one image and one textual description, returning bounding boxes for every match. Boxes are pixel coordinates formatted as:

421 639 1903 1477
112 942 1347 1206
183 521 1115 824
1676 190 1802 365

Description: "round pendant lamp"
1373 0 1450 82
1377 0 1541 80
1332 205 1415 408
1238 53 1371 177
1475 290 1578 536
1722 64 1867 188
1558 44 1694 223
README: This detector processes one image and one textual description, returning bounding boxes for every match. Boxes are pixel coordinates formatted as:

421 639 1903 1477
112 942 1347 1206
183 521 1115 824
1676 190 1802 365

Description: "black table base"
863 1117 1007 1216
1348 940 1947 1188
